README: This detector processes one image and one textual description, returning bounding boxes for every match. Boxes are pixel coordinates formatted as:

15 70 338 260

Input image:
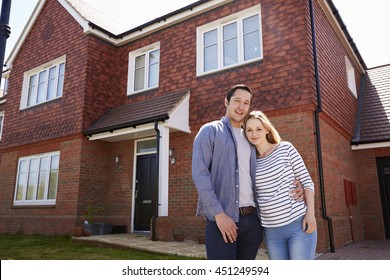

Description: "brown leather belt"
239 206 256 216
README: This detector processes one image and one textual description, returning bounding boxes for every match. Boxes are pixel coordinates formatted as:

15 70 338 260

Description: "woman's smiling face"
244 118 269 146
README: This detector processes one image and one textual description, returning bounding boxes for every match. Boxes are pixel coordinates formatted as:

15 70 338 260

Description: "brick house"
0 0 389 253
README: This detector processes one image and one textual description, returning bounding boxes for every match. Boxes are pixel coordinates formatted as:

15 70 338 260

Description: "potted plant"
83 204 113 235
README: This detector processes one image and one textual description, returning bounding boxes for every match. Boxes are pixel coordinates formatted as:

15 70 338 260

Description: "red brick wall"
0 136 82 235
154 216 206 243
1 0 386 252
314 1 361 136
1 0 89 149
355 147 390 240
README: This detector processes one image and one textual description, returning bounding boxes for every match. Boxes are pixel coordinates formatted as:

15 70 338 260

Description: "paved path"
316 239 390 260
72 234 390 260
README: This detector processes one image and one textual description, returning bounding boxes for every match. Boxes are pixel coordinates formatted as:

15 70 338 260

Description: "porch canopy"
85 90 190 142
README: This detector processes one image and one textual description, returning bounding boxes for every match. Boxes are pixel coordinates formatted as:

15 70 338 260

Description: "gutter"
84 114 169 137
87 0 212 40
151 121 161 241
310 0 335 253
326 0 367 70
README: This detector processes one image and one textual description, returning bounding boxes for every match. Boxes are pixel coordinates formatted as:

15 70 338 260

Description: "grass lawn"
0 234 202 260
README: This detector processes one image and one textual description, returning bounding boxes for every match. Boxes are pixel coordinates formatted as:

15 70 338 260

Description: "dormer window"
20 56 66 109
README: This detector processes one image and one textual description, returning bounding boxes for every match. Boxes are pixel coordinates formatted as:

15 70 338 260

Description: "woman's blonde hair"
243 110 281 144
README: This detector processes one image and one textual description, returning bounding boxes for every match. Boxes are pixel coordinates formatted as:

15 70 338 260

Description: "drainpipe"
151 121 160 241
309 0 335 253
0 0 12 88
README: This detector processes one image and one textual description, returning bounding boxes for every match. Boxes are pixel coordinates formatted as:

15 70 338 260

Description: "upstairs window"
0 112 4 141
14 152 60 206
1 77 9 97
197 5 262 76
20 56 66 109
346 57 357 97
127 42 160 94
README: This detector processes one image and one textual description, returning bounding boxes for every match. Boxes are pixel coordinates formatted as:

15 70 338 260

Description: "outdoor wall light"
169 149 176 165
115 156 122 169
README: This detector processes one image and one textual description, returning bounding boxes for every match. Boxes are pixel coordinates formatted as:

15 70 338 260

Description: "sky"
2 0 390 70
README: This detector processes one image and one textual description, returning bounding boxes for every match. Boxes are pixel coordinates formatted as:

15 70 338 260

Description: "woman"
243 110 317 260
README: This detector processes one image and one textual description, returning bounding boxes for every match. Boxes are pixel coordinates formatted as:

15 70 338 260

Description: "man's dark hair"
226 84 252 103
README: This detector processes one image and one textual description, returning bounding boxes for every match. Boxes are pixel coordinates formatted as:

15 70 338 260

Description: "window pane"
223 23 238 66
243 14 259 33
137 139 157 153
36 71 47 104
47 67 56 100
223 22 237 39
204 45 218 72
204 29 217 45
135 55 145 68
149 64 159 88
204 30 218 72
16 160 28 200
48 171 58 200
16 173 26 200
134 69 145 91
48 155 59 200
243 15 261 61
19 159 28 173
149 49 159 64
36 157 48 200
57 63 65 97
148 50 159 88
26 159 38 200
27 75 37 107
134 55 145 91
0 115 3 139
51 155 59 169
37 172 47 200
223 38 238 66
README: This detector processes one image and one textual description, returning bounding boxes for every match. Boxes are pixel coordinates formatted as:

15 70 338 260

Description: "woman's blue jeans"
264 216 317 260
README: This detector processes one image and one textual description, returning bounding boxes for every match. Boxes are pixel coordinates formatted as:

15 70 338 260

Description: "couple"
192 84 317 260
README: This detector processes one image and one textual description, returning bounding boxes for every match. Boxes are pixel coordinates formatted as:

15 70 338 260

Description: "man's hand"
215 212 238 243
290 180 305 201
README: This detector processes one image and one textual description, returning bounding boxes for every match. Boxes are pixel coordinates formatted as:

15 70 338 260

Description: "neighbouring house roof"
85 90 190 136
5 0 366 72
5 0 228 68
352 64 390 148
64 0 128 34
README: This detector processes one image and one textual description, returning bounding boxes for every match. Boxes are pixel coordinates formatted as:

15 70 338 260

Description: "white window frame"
0 111 4 141
1 77 9 97
14 151 60 206
127 42 160 95
196 5 263 76
20 55 66 110
346 57 357 98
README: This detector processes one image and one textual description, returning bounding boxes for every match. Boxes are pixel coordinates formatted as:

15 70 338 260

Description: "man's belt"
239 206 256 216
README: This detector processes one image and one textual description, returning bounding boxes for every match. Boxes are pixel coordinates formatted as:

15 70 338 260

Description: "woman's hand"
303 213 317 234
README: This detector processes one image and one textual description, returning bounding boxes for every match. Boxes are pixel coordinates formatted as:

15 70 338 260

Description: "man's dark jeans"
205 213 263 259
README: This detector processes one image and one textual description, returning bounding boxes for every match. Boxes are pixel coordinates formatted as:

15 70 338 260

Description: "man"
192 84 303 259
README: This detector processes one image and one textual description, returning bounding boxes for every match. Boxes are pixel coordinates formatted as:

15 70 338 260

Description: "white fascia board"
351 141 390 150
5 0 47 69
165 92 191 133
87 123 155 141
115 0 232 47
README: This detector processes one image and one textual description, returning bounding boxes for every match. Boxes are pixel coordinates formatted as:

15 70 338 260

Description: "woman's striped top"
255 141 314 228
